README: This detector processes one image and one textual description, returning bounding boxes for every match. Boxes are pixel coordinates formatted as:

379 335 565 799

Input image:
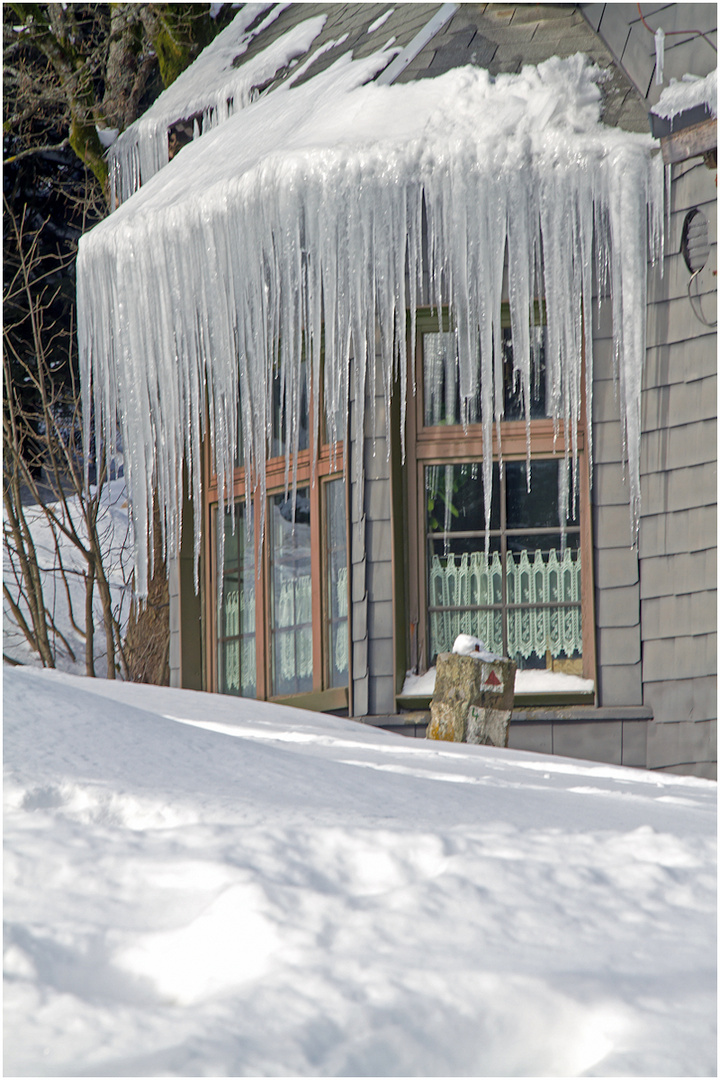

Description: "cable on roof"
636 3 717 53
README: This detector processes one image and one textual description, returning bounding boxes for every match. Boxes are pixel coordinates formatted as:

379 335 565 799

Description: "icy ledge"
78 51 663 596
651 69 717 123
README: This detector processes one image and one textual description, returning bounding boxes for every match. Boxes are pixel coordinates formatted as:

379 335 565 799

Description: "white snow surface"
368 8 394 34
107 5 320 205
78 50 664 596
402 665 595 698
652 69 717 121
3 668 716 1077
2 479 131 676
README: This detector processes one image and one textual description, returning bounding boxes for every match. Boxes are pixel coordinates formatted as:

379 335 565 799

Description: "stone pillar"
427 653 517 746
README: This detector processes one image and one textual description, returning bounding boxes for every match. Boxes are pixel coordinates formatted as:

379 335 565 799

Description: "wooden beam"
661 118 717 165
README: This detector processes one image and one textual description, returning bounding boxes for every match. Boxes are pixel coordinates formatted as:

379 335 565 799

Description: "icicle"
655 27 665 86
77 54 664 598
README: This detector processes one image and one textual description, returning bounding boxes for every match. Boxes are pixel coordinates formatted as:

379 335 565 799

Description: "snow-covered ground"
4 667 716 1077
3 478 131 676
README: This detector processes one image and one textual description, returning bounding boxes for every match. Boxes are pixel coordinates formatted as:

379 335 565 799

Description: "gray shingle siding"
596 586 643 628
511 714 650 765
350 347 396 717
641 460 716 514
644 336 716 389
642 379 716 432
642 592 716 638
646 716 717 774
643 675 716 725
638 158 716 774
594 547 640 588
640 549 716 598
597 663 644 707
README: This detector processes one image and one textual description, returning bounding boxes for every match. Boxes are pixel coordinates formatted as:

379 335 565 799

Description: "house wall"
590 304 644 710
639 160 717 778
167 1 715 778
349 338 397 718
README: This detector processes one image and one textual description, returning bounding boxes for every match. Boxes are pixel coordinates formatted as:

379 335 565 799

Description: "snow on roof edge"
107 6 326 206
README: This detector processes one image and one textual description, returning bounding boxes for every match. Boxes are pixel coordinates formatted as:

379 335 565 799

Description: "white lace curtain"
223 586 256 695
429 548 582 659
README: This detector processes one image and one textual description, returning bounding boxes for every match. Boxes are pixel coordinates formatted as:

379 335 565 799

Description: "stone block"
427 653 516 746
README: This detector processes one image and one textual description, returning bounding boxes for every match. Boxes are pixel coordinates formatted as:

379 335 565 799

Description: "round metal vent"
680 208 710 273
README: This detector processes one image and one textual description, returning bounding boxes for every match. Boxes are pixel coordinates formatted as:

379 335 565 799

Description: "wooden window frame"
205 387 349 712
406 308 596 686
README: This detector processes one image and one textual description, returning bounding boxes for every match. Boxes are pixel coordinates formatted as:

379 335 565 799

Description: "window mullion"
255 489 267 701
500 468 508 657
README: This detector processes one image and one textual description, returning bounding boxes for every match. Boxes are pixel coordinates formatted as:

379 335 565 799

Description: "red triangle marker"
486 670 502 686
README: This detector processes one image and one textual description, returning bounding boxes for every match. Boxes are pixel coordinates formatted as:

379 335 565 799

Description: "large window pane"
505 460 579 529
271 360 309 459
218 503 256 697
425 462 500 535
423 324 548 427
502 325 548 420
325 478 348 688
269 488 313 695
423 331 474 426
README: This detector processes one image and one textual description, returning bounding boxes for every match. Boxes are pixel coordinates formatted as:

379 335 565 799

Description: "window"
425 460 582 666
268 488 313 696
407 309 593 681
209 362 348 707
217 500 256 697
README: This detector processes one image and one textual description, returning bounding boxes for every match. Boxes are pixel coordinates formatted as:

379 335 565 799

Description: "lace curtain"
223 586 256 695
429 548 581 659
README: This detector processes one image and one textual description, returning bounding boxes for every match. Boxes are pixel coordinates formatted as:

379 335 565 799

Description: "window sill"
269 686 348 713
396 690 596 712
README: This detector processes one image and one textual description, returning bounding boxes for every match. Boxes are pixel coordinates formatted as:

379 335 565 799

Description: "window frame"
205 378 349 711
405 308 596 687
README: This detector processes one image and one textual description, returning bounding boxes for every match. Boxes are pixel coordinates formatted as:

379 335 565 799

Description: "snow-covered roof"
108 2 652 206
78 17 664 595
